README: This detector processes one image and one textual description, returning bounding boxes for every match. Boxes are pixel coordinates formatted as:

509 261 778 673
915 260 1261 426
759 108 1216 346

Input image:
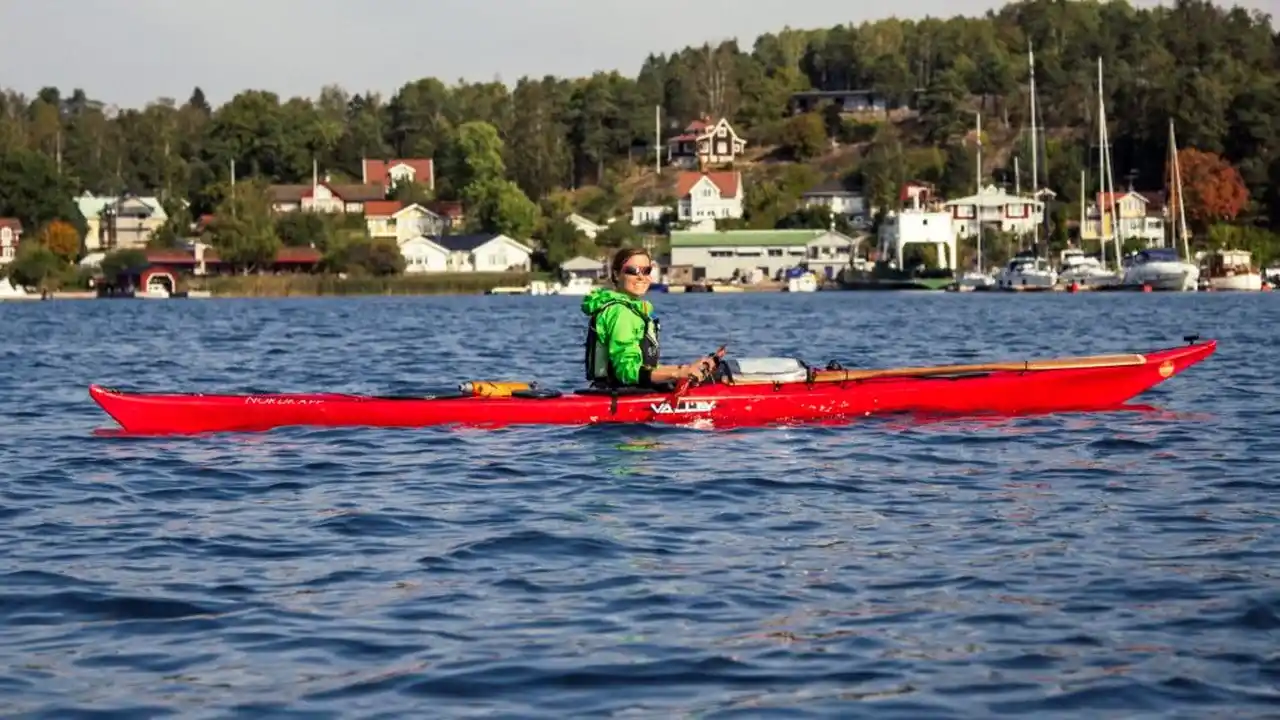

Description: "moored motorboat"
89 339 1216 435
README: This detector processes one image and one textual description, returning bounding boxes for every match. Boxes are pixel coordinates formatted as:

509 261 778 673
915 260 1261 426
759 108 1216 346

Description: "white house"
675 171 743 225
565 213 607 239
399 236 449 273
943 184 1044 238
437 233 533 272
0 218 22 266
631 205 668 226
666 117 747 169
801 179 866 218
364 201 448 240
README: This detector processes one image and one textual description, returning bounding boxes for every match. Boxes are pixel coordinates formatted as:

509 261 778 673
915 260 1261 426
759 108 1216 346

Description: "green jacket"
581 288 661 386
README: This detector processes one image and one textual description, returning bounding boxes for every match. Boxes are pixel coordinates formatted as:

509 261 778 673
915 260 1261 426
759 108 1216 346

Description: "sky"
1 0 1274 110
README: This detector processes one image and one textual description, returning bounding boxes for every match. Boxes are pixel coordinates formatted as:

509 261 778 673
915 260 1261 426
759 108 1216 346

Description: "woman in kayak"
581 247 717 389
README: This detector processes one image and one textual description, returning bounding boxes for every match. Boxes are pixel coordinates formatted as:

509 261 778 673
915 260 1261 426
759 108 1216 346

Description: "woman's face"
616 253 654 297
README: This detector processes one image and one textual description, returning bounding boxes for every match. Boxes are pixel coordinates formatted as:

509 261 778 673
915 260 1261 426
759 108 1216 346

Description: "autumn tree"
1175 147 1249 231
37 220 81 263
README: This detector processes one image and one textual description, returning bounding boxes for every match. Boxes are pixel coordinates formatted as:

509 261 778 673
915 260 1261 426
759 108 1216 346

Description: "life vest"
584 301 661 386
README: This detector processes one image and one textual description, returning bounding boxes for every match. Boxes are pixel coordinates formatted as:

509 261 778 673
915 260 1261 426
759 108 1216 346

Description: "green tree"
206 179 281 272
779 112 827 160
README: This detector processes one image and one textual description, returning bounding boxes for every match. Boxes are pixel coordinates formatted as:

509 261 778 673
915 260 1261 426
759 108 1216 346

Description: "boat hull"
1123 261 1200 291
88 341 1216 435
1207 273 1263 291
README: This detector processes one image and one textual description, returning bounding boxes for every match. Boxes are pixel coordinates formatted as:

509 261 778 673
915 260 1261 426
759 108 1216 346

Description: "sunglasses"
622 265 654 277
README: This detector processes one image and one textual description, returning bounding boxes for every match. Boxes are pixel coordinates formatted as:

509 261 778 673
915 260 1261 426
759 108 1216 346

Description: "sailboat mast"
1080 168 1087 255
1170 119 1191 262
1097 57 1122 270
1028 41 1041 257
976 112 983 274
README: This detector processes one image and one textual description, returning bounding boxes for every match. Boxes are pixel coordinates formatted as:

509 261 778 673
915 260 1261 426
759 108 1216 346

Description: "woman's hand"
682 356 717 380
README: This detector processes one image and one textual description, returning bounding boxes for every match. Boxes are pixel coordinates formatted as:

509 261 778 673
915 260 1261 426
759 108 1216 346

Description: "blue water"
1 291 1277 718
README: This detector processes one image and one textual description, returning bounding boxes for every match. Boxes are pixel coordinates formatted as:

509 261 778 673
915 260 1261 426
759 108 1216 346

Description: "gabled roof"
393 203 441 219
398 235 449 253
668 116 744 144
1097 191 1149 206
434 233 534 255
362 158 434 187
671 228 853 248
0 218 23 232
675 171 740 198
269 182 386 203
561 255 606 270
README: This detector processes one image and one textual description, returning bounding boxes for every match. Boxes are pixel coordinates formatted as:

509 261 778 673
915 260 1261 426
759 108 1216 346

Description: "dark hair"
610 247 651 281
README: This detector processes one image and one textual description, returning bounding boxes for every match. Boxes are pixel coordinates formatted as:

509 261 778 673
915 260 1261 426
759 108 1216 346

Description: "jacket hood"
581 287 651 317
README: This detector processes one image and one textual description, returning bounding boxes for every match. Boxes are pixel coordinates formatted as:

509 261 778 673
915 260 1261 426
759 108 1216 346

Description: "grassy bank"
186 272 549 297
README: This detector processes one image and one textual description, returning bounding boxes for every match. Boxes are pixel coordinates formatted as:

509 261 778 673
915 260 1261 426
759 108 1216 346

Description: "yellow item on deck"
458 381 532 398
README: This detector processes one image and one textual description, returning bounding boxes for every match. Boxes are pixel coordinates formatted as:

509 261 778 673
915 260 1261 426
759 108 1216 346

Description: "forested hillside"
0 0 1277 271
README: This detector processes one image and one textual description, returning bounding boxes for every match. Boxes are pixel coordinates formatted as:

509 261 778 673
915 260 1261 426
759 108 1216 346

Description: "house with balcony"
77 192 169 251
0 218 22 265
666 117 746 169
675 171 743 228
942 184 1044 240
1079 190 1166 247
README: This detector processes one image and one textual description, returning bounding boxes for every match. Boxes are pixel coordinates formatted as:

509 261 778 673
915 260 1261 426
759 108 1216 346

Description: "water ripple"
0 292 1276 717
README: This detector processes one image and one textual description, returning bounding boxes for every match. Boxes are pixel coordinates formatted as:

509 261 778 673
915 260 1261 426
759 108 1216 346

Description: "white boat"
786 273 818 292
1119 120 1199 291
555 276 597 295
1203 249 1263 291
954 270 997 290
996 252 1058 290
1121 248 1200 291
0 276 29 299
1058 248 1120 287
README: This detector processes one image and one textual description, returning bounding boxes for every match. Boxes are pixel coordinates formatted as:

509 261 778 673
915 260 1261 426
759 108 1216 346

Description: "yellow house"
77 192 170 252
1080 191 1166 247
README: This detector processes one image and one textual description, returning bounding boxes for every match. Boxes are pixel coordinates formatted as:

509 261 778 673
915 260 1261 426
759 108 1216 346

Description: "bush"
186 271 551 297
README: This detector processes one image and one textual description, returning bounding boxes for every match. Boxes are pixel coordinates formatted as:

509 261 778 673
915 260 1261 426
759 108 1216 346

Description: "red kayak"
88 338 1215 435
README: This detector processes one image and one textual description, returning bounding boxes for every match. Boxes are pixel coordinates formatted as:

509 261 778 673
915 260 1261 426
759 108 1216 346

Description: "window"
768 249 782 257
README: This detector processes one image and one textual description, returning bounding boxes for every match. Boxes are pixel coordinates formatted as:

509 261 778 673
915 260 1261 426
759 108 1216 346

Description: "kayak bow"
88 338 1215 435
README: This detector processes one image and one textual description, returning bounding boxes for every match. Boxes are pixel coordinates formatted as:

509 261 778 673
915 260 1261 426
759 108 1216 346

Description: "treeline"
0 0 1277 254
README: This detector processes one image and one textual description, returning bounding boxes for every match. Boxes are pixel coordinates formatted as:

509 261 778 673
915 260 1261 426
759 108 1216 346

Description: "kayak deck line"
86 337 1217 435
